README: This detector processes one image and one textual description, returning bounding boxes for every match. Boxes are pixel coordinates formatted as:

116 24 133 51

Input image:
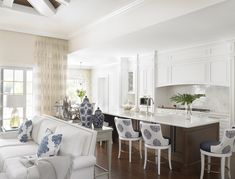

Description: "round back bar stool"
114 117 142 163
140 121 172 175
200 128 235 179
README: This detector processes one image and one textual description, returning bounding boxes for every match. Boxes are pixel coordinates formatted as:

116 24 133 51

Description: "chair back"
140 122 169 147
211 128 235 154
114 117 138 138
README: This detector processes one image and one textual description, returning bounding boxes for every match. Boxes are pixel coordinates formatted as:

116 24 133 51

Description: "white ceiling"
69 0 235 68
0 0 136 39
0 0 234 68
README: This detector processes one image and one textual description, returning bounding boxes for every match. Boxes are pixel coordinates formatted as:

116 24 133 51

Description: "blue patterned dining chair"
114 117 142 163
200 128 235 179
140 121 172 175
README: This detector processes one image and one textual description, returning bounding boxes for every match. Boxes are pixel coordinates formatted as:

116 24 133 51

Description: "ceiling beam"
2 0 14 8
27 0 56 16
55 0 70 6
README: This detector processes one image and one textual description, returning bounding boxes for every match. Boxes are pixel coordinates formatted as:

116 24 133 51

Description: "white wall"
91 63 120 112
0 30 36 67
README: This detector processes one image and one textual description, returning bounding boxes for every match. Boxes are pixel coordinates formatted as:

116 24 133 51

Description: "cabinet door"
171 62 207 85
210 59 229 86
146 68 154 96
157 64 169 87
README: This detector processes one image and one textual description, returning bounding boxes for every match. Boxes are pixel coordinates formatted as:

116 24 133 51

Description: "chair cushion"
37 133 62 158
55 125 87 157
31 116 44 142
164 136 171 145
18 120 33 143
200 141 220 152
0 143 38 171
0 173 8 179
0 138 33 148
36 119 58 144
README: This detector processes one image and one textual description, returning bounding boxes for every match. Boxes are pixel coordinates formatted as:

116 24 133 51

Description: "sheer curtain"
34 37 68 115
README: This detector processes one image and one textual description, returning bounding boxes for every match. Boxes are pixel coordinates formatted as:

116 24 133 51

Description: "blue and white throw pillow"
18 120 33 143
37 133 63 158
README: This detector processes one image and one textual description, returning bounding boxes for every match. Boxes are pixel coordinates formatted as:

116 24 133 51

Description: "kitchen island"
103 109 219 173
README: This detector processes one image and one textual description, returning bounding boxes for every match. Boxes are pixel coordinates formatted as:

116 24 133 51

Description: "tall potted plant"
170 93 205 119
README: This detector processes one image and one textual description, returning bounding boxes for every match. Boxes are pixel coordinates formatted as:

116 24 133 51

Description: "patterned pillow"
18 120 33 143
37 133 63 158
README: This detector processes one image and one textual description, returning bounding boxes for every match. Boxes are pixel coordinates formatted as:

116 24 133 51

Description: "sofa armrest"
72 156 96 170
0 131 18 139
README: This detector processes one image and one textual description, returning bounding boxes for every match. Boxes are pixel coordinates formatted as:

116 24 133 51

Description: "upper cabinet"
171 61 208 85
139 54 155 97
157 41 232 87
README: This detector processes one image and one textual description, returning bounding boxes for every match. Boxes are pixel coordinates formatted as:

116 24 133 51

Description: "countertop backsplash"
156 85 229 115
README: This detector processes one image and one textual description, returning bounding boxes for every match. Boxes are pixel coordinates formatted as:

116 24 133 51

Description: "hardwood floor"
96 142 235 179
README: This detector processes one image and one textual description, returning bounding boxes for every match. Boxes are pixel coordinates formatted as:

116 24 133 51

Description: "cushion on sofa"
0 138 32 148
55 125 87 157
36 119 59 144
37 133 63 158
0 143 38 171
31 116 44 142
18 120 33 143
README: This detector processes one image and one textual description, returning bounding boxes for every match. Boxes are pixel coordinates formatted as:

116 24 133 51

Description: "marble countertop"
103 109 219 128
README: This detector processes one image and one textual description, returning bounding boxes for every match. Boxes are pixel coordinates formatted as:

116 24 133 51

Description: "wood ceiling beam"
55 0 69 6
2 0 14 7
27 0 56 16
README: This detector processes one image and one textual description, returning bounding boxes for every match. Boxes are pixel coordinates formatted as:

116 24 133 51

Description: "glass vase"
185 103 192 120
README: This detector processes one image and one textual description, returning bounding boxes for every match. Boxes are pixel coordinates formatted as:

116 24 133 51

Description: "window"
0 67 33 127
66 68 90 103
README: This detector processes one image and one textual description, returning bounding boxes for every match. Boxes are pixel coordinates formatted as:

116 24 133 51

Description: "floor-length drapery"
34 37 68 115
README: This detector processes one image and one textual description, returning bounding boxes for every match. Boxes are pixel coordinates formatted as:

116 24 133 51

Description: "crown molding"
69 0 145 38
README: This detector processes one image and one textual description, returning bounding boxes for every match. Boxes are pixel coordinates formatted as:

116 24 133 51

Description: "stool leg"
200 153 205 179
221 157 225 179
227 157 231 179
207 156 211 173
129 140 132 163
118 139 121 159
144 146 147 169
157 149 161 175
168 147 172 170
139 139 142 159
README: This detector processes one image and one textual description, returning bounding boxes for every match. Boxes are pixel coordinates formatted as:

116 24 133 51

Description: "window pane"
27 71 32 82
14 70 23 82
3 107 12 119
3 95 7 107
14 82 23 94
26 82 32 94
3 70 13 81
3 82 13 94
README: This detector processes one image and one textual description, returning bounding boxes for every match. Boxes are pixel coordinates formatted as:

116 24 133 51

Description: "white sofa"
0 115 97 179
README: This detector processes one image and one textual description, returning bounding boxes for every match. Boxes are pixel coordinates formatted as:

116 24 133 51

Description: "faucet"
146 97 154 115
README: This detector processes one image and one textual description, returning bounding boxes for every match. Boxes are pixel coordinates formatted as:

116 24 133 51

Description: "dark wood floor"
96 142 235 179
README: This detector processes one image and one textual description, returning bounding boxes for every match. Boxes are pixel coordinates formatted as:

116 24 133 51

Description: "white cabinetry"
139 54 154 97
157 63 170 86
171 61 208 85
209 57 229 86
157 41 232 87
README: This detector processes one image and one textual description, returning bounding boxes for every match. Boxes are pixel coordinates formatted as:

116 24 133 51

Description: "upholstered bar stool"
140 121 172 175
114 117 142 163
200 128 235 179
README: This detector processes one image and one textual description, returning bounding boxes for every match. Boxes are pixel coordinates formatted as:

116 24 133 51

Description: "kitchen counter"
104 109 219 128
